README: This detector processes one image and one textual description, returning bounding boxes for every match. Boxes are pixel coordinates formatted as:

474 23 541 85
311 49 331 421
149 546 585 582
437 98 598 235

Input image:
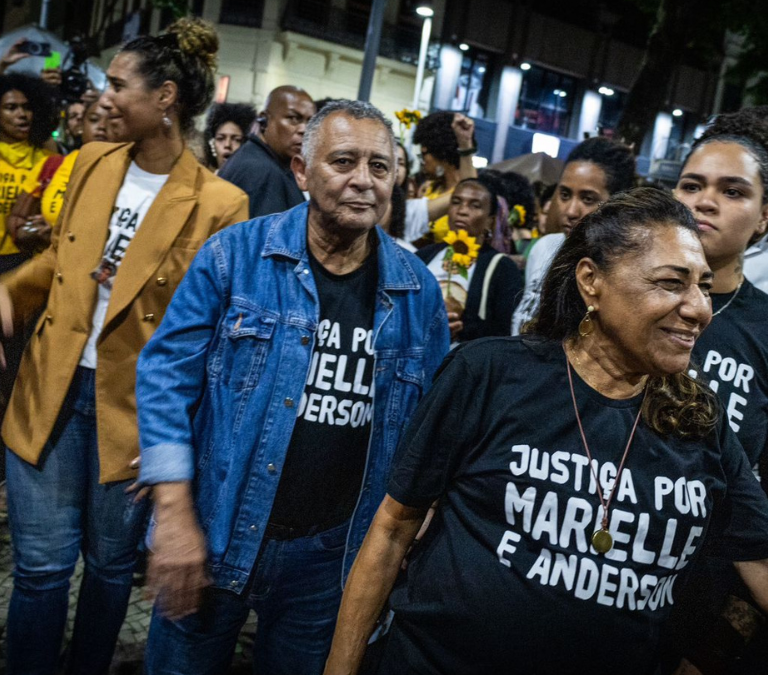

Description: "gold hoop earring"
578 305 595 337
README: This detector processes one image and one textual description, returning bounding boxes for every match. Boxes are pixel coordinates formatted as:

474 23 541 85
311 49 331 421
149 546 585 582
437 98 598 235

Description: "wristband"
457 146 477 157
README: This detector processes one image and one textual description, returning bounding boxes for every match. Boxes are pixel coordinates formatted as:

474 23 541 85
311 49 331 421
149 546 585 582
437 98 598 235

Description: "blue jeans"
144 520 348 675
5 367 149 675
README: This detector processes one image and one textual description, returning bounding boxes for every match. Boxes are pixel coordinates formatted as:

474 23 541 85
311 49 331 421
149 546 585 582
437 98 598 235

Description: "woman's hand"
447 312 463 341
0 285 14 369
452 113 475 150
0 40 32 74
125 456 151 503
15 215 52 251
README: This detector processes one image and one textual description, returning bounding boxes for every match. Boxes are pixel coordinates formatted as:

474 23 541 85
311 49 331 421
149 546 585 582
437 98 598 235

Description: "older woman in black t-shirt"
323 188 768 675
664 108 768 673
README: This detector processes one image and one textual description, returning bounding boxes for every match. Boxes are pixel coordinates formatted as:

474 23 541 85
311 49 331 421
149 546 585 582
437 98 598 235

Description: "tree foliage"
616 0 768 151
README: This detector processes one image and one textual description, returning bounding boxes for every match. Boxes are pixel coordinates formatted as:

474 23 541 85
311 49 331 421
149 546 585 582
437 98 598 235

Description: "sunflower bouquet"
395 108 422 142
441 229 481 316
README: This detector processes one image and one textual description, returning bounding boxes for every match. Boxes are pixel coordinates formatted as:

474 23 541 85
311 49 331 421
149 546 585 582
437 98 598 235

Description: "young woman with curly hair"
412 110 477 242
203 101 256 172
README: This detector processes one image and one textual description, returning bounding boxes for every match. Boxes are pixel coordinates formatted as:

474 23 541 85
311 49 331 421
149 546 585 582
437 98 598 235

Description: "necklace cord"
565 346 646 530
711 278 744 318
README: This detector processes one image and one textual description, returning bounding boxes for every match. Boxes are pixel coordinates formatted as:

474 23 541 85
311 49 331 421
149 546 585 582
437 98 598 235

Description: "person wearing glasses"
412 111 477 244
219 85 316 218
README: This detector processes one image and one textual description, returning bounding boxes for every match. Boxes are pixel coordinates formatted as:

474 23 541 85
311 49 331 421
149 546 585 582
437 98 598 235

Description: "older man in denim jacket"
136 100 449 675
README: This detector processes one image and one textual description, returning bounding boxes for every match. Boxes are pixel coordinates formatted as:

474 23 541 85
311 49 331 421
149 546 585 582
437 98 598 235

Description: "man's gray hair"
302 99 396 165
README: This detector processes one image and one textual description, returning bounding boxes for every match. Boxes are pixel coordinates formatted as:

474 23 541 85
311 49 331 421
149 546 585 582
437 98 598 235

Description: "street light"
672 108 684 117
459 43 469 51
520 62 531 71
412 1 434 110
416 2 434 17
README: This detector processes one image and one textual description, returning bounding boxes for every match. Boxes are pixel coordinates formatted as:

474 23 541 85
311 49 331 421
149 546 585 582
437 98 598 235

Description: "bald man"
219 85 316 218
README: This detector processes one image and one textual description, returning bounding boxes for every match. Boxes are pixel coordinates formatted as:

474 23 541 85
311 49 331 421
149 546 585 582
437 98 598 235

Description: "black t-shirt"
382 337 768 675
663 280 768 667
268 247 378 529
690 280 768 478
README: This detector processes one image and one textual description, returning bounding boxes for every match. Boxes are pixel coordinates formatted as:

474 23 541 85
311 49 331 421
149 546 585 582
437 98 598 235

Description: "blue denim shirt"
137 202 449 592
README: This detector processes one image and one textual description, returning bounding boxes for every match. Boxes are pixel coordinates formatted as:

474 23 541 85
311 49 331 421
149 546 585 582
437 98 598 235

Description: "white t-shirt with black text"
79 162 169 368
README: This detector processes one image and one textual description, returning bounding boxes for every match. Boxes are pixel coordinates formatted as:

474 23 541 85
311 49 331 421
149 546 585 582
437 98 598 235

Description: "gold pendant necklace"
565 346 646 554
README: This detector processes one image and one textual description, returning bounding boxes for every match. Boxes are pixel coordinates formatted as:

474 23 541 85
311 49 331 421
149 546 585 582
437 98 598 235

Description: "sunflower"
444 229 481 268
394 108 422 129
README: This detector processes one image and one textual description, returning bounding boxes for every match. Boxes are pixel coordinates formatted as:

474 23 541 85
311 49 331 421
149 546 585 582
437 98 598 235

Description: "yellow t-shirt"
0 142 52 255
40 150 78 227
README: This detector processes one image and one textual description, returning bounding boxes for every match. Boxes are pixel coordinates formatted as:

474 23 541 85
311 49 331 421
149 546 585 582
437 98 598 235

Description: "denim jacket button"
267 463 277 473
284 397 294 408
303 269 309 275
230 580 238 587
249 524 257 531
301 336 309 345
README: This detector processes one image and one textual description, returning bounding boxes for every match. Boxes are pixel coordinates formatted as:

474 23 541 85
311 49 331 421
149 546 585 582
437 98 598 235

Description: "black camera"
60 37 91 104
18 40 52 57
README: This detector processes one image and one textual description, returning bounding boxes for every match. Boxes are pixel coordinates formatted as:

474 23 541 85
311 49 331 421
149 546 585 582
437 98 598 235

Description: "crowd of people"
0 15 766 675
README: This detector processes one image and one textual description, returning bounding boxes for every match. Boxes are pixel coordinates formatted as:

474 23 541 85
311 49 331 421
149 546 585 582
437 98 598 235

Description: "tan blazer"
1 142 249 483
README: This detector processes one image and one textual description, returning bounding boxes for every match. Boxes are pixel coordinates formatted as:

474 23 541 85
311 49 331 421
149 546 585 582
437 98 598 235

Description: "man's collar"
247 133 291 171
262 203 421 291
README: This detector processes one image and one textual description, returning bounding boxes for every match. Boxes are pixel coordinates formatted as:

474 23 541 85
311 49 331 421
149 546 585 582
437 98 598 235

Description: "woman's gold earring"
578 305 595 337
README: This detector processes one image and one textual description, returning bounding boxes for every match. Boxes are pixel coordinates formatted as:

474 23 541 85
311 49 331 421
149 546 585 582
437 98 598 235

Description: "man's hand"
0 40 32 74
447 311 463 341
0 285 14 369
452 113 475 151
147 482 210 620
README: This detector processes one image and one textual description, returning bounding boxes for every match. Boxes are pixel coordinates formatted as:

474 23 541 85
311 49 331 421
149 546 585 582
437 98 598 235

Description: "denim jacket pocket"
219 306 277 390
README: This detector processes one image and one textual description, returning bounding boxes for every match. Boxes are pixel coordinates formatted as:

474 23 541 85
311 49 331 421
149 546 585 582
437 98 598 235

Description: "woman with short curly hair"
204 101 256 171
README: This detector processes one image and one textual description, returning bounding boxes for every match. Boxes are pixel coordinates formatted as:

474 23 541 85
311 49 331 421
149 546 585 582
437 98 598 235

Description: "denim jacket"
137 202 449 592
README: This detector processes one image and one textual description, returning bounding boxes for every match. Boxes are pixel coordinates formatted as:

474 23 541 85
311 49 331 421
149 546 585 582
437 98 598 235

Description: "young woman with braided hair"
0 18 247 674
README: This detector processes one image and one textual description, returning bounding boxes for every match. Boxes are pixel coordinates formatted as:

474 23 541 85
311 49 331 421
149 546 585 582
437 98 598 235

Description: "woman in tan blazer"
0 18 248 675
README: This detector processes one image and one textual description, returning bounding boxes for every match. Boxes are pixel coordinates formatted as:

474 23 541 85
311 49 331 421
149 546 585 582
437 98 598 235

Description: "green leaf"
457 266 468 280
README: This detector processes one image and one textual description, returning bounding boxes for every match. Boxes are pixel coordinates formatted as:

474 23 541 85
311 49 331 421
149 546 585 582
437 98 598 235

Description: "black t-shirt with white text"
381 337 768 675
690 279 768 481
268 247 378 530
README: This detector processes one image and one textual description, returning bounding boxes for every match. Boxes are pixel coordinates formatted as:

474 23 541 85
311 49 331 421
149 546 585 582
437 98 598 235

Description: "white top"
404 197 430 243
744 233 768 294
511 233 565 335
426 247 477 307
79 162 170 369
395 237 417 252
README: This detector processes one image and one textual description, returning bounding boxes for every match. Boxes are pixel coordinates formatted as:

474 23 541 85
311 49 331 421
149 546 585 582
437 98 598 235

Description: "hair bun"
167 17 219 70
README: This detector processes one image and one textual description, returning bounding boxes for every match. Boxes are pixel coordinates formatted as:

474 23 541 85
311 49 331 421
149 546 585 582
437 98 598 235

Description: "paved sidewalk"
0 486 257 674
